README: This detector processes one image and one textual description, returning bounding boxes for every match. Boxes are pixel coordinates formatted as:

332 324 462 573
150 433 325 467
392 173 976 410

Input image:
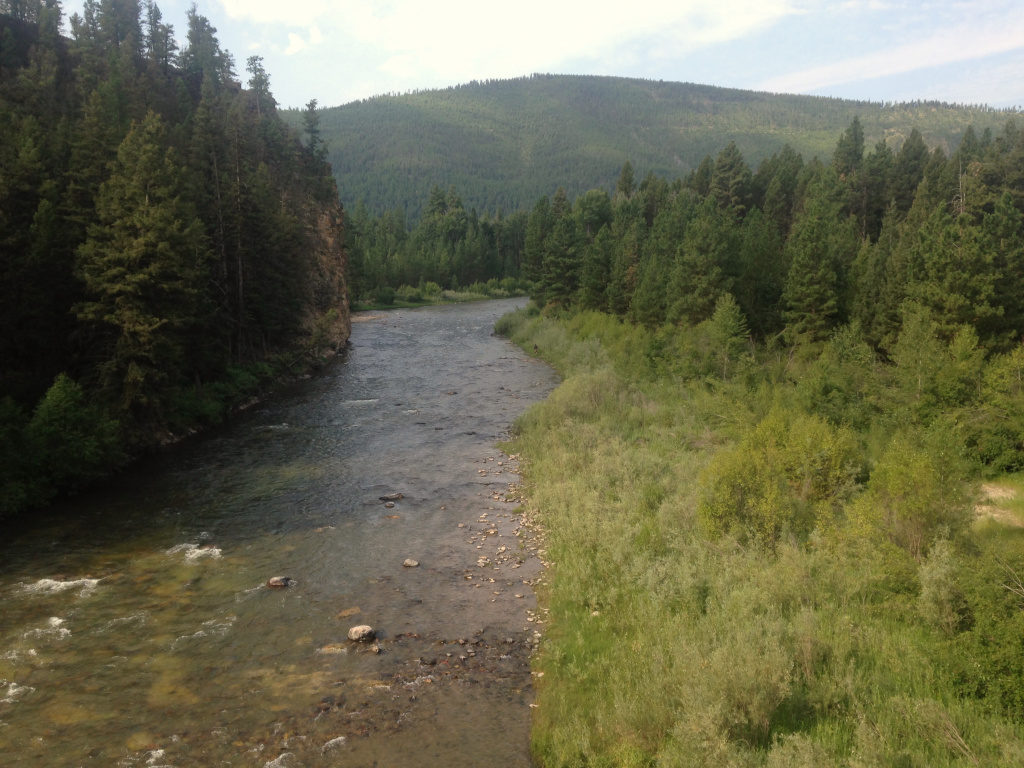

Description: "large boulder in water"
347 624 376 642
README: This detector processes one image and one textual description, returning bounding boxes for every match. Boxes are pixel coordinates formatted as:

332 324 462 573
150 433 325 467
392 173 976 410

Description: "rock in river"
266 576 295 588
403 558 419 568
348 624 376 642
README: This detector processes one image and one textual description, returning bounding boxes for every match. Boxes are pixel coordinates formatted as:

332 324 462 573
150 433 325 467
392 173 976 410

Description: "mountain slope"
285 74 1015 218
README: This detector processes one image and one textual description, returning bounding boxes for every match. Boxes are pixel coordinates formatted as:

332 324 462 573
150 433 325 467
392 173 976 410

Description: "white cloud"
214 0 803 83
758 11 1024 94
217 0 334 27
284 32 307 55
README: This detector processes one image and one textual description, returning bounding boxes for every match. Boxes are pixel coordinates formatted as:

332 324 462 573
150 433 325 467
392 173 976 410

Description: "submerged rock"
348 624 376 642
266 576 295 588
322 735 347 752
379 492 404 501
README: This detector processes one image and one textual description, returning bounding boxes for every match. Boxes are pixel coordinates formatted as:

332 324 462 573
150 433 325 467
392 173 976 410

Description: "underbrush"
497 307 1024 767
353 277 530 310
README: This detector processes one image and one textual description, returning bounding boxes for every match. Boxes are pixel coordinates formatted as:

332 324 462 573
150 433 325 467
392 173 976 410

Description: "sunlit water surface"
0 299 557 767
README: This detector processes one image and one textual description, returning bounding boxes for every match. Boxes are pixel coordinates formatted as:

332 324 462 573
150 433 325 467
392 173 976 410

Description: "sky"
64 0 1024 110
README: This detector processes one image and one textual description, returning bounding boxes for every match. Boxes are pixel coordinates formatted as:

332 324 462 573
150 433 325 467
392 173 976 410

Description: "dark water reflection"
0 299 557 767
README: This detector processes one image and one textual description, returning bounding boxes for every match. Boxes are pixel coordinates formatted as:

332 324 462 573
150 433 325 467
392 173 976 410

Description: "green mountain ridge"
284 74 1017 218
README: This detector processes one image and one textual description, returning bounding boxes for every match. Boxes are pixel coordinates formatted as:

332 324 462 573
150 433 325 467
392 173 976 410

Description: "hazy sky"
65 0 1024 110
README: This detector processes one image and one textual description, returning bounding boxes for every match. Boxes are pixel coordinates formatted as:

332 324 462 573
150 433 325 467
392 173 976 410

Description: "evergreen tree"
666 197 735 325
782 174 858 345
733 207 784 335
578 227 613 311
616 160 635 199
710 141 752 219
75 111 212 424
540 188 579 306
705 293 749 379
522 194 550 284
982 191 1024 347
905 202 999 343
832 116 864 178
891 128 929 214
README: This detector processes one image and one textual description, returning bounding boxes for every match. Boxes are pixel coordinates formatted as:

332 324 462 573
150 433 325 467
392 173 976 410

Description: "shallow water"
0 299 557 767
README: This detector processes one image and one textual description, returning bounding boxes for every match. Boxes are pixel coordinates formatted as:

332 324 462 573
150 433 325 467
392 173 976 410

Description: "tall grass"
497 308 1024 767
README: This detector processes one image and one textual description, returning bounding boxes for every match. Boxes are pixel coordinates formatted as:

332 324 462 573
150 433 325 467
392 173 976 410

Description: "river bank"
0 299 557 767
496 306 1024 767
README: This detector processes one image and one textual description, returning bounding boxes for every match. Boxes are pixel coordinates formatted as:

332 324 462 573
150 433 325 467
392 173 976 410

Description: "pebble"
317 643 348 655
403 558 419 568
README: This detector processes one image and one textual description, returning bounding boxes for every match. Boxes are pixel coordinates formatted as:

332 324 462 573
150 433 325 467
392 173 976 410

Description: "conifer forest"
3 2 1024 766
0 1 348 516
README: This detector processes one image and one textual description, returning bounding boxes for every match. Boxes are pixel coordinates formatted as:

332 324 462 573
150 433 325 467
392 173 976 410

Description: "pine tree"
522 195 550 285
982 191 1024 347
832 117 864 178
666 197 735 325
709 141 752 219
782 174 857 345
905 202 998 343
616 160 635 199
541 189 579 307
891 128 928 214
76 111 212 423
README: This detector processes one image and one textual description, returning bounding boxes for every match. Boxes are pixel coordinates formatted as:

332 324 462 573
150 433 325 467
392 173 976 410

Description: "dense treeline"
286 74 1015 219
345 184 528 302
528 121 1024 433
499 116 1024 765
0 1 349 517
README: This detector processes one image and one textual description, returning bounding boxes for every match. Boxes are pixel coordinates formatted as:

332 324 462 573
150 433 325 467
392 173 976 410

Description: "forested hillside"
0 1 349 517
288 74 1014 218
496 115 1024 765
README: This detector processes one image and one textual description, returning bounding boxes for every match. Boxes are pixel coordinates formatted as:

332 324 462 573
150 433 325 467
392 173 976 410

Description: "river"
0 298 557 767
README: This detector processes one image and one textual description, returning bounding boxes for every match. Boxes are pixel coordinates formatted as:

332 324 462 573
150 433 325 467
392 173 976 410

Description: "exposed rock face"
347 624 376 642
304 206 351 355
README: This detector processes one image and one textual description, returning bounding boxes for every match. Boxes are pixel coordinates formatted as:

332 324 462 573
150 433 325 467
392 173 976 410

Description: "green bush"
918 539 972 635
26 373 123 492
965 344 1024 473
697 407 861 548
372 285 395 305
396 284 424 302
0 397 35 517
850 432 970 559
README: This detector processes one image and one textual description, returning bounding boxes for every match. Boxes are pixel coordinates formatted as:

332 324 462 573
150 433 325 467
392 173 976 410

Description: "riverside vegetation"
495 117 1024 766
0 2 349 517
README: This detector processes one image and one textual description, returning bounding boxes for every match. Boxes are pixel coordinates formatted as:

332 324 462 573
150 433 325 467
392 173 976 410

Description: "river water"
0 299 557 767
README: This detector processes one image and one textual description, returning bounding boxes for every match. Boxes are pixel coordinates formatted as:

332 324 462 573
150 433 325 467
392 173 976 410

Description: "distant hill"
284 74 1017 219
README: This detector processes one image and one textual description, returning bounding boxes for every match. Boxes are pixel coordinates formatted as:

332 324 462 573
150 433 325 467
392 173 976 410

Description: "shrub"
918 539 972 635
965 344 1024 473
26 373 123 491
372 285 395 305
395 284 423 302
698 407 861 549
0 397 35 517
850 432 970 560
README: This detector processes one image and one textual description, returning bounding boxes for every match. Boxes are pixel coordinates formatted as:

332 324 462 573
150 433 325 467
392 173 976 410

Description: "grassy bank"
496 308 1024 767
351 279 529 311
